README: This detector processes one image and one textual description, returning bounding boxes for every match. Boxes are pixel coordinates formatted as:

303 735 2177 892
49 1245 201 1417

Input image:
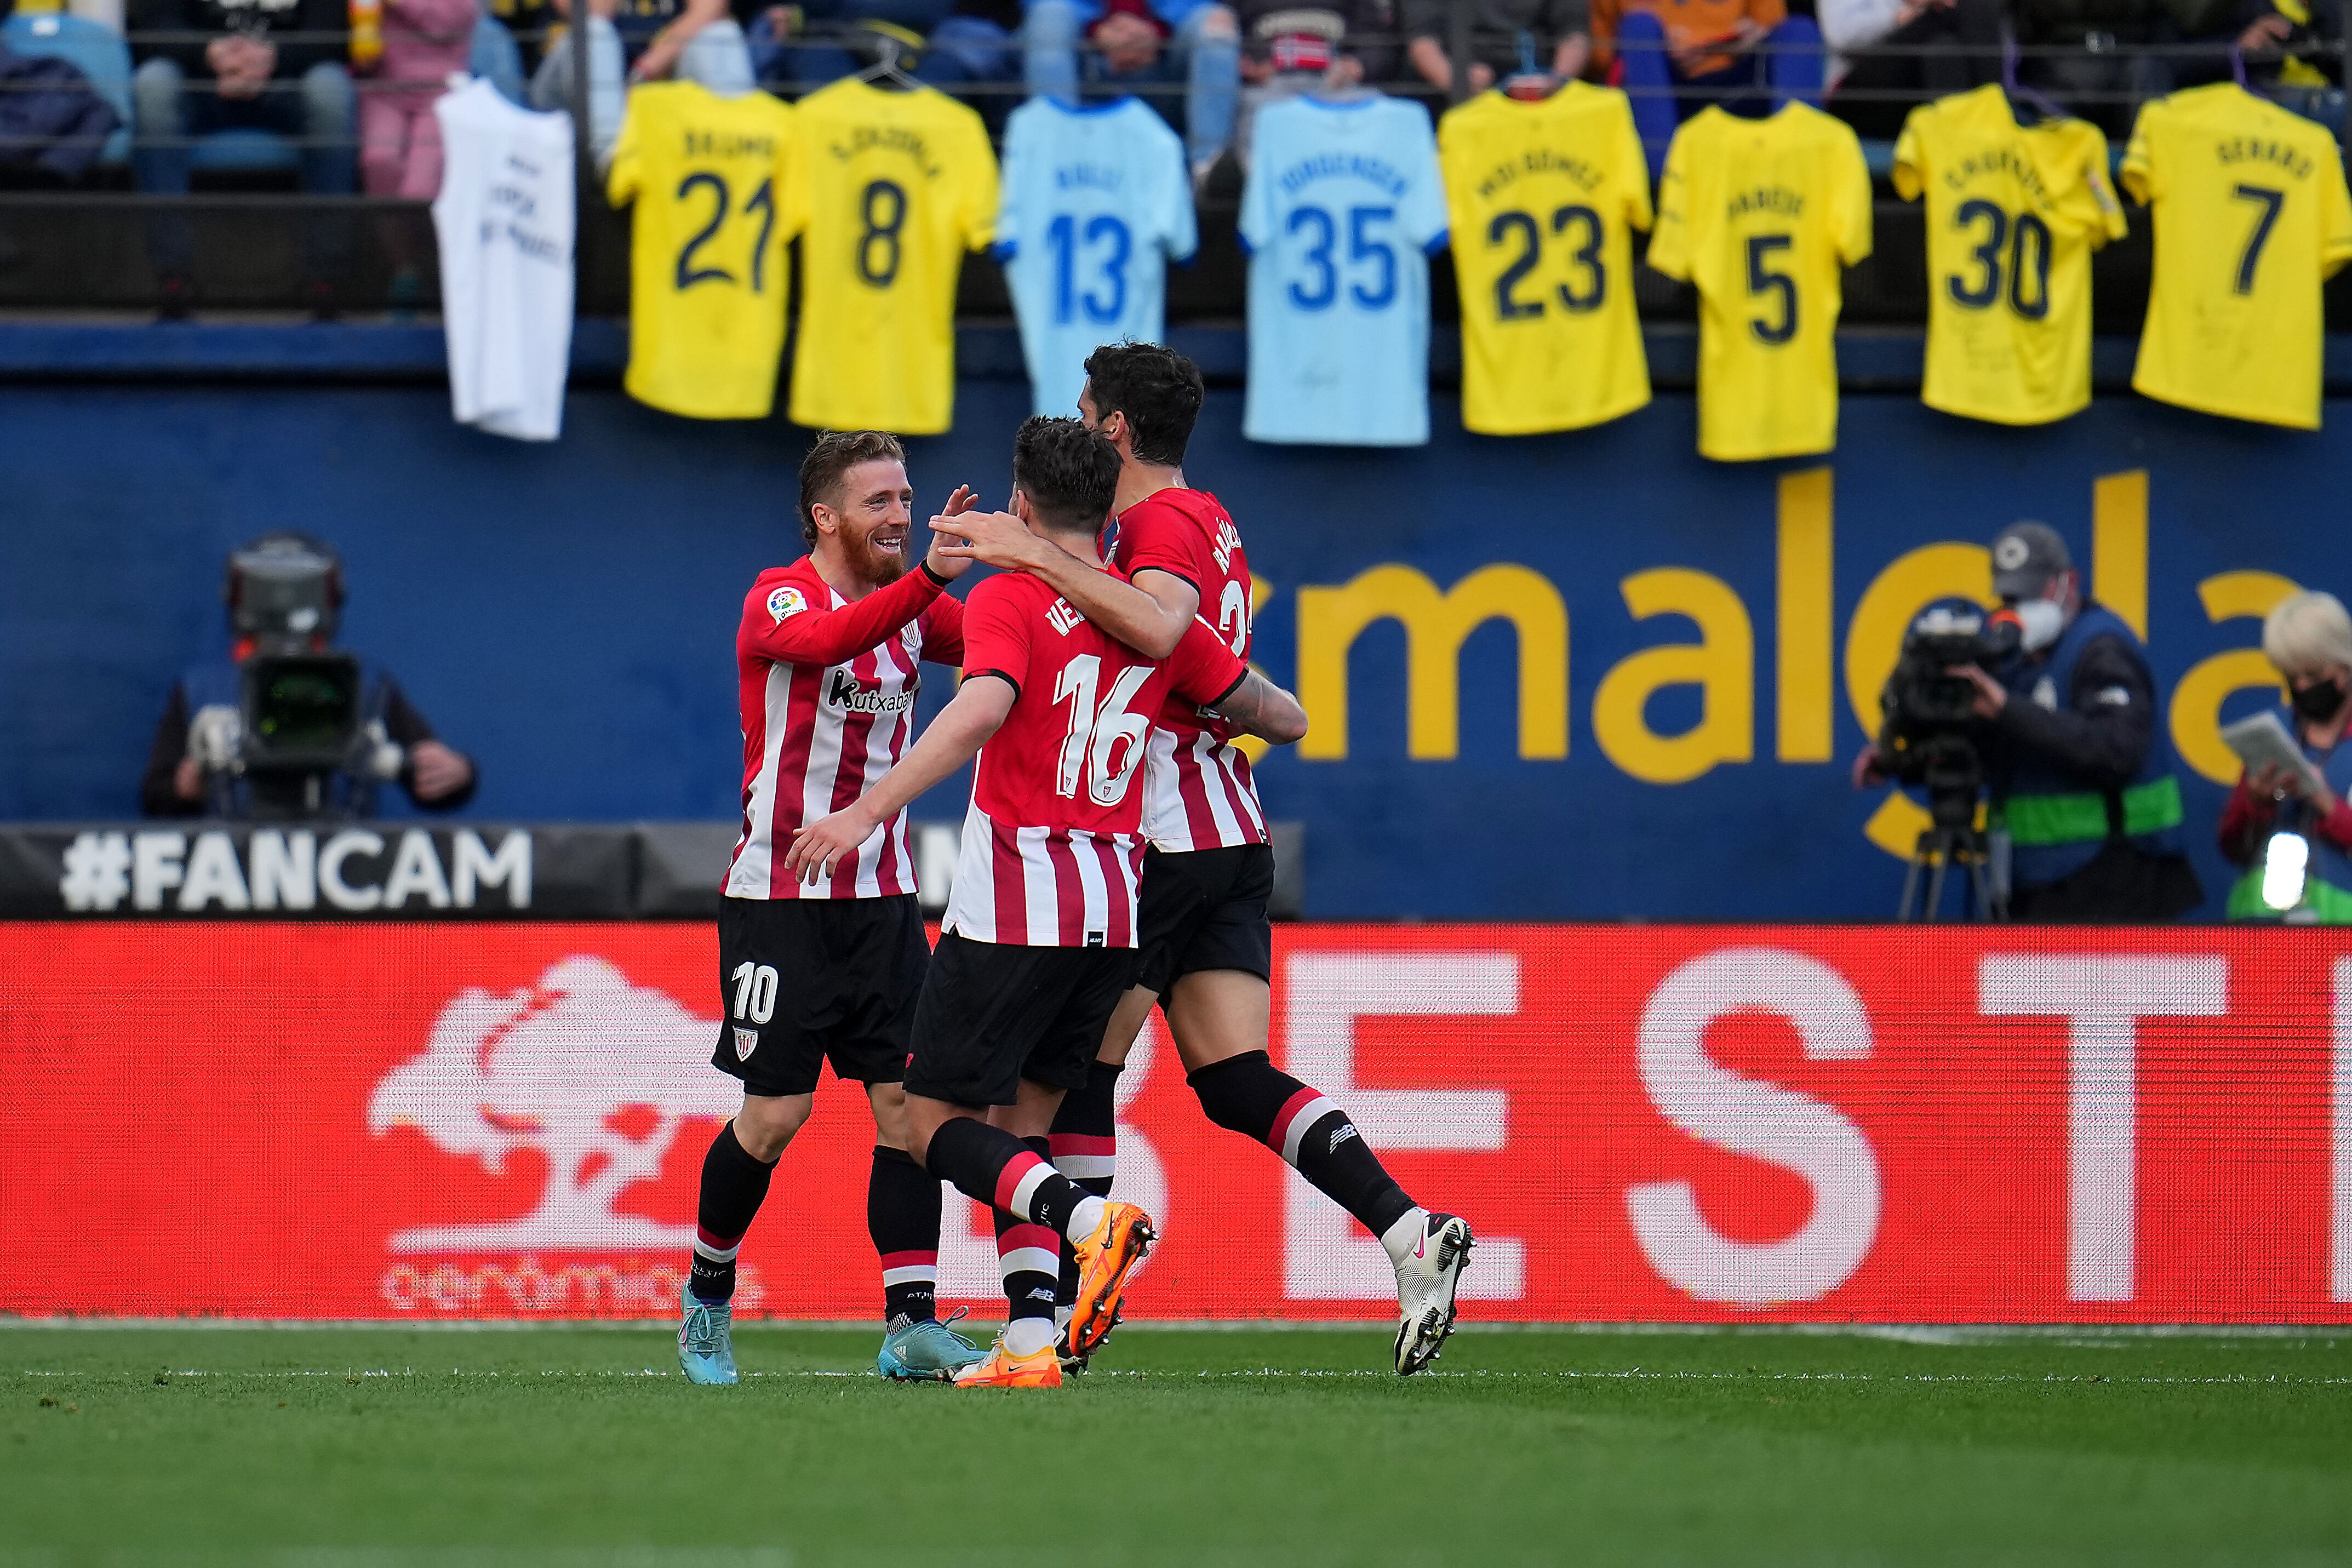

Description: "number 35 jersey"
1647 104 1873 462
1240 95 1449 446
997 96 1197 419
787 78 999 435
2122 83 2352 430
1895 87 2124 426
608 83 798 420
1439 84 1653 436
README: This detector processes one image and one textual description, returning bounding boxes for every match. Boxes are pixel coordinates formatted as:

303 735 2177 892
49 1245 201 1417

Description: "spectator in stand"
0 31 122 185
356 0 476 201
1028 0 1241 182
129 0 358 199
1592 0 1823 177
2233 0 2343 89
1402 0 1589 97
1822 0 2001 140
758 0 1000 94
2011 0 2177 134
2218 590 2352 923
1232 0 1397 169
531 0 754 163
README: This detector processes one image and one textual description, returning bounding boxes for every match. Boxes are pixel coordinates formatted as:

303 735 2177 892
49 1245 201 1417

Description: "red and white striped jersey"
945 567 1249 947
724 557 965 900
1108 488 1269 852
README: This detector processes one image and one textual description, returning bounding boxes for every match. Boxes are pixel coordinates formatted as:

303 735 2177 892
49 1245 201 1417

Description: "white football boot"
1392 1212 1473 1376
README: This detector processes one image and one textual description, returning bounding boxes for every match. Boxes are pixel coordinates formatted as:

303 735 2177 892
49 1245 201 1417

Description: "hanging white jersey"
432 79 575 442
997 96 1197 418
1239 94 1449 446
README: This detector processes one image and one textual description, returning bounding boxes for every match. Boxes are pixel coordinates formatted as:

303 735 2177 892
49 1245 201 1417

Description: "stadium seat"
0 12 131 168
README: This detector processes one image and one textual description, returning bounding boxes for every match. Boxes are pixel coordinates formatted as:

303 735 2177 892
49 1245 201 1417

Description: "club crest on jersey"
768 586 808 623
1046 599 1084 637
733 1026 759 1061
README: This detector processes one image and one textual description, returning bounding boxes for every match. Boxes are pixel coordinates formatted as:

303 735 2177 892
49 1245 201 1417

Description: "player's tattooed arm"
782 674 1017 884
1206 670 1309 747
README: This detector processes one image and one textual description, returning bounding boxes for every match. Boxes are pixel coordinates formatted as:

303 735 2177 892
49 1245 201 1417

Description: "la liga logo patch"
768 586 808 623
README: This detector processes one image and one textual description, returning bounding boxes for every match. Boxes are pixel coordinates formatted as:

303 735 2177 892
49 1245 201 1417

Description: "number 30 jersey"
1240 95 1449 447
607 83 799 420
2122 83 2352 430
997 96 1197 419
1647 104 1873 462
1439 84 1653 436
1894 86 2124 427
787 78 999 435
947 568 1247 947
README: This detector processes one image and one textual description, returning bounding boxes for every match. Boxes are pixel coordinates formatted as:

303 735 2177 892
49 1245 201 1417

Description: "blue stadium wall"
3 364 2342 920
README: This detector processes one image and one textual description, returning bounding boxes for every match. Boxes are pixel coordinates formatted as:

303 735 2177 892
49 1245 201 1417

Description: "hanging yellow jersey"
2121 82 2352 430
786 79 999 435
1893 86 2125 426
608 83 798 420
1646 104 1873 462
1439 84 1652 436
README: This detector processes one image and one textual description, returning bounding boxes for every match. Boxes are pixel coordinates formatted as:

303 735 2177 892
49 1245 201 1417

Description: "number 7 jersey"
947 568 1248 947
1647 104 1873 462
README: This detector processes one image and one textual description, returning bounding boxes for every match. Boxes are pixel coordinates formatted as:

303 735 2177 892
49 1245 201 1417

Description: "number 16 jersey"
787 78 999 435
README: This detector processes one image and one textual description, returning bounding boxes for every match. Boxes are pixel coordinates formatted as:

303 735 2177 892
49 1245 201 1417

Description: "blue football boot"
876 1307 988 1382
678 1281 740 1386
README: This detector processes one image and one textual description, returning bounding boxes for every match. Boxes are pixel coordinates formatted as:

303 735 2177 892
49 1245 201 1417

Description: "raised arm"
743 568 945 668
930 510 1198 658
783 674 1017 883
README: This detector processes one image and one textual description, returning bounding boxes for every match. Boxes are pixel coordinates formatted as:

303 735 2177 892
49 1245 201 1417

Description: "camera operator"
138 533 477 820
1855 521 2201 921
2216 590 2352 923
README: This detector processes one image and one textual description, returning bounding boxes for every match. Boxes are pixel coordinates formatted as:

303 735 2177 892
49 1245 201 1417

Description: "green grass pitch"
3 1324 2350 1566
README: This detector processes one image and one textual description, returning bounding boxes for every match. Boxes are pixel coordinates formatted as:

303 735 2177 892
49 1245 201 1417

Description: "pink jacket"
377 0 479 83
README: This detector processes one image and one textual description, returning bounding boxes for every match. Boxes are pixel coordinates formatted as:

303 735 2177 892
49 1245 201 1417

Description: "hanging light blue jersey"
1240 95 1449 446
996 96 1198 419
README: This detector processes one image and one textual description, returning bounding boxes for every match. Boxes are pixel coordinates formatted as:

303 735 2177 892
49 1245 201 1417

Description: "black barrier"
0 820 1306 920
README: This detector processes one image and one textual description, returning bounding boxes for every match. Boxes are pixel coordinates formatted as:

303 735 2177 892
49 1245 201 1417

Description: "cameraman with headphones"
1856 521 2202 921
139 534 477 820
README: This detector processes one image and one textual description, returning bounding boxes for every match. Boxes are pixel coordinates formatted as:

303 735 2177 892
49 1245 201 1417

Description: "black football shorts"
711 893 930 1098
903 931 1140 1108
1133 843 1276 997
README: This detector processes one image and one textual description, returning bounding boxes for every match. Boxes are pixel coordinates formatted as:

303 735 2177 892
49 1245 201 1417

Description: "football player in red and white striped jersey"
679 431 991 1390
787 416 1311 1387
933 344 1475 1377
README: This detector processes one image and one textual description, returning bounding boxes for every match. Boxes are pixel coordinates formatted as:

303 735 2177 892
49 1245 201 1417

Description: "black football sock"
1048 1059 1121 1307
867 1143 941 1327
923 1115 1093 1238
1188 1050 1418 1241
689 1121 776 1304
994 1137 1061 1326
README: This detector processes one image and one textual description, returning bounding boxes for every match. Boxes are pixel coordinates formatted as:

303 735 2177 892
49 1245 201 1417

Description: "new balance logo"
1328 1124 1358 1153
1025 1287 1057 1302
1046 599 1084 637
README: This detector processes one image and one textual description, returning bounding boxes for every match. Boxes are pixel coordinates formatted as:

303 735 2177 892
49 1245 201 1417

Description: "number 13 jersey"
787 78 999 435
947 568 1247 947
1439 84 1653 436
1647 103 1873 462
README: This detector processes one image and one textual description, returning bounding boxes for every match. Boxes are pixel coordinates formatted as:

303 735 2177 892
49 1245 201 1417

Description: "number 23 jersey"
787 78 999 435
1647 104 1873 462
947 569 1247 947
1439 84 1653 436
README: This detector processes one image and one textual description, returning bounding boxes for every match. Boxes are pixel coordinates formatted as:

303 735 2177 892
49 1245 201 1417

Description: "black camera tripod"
1892 736 2007 922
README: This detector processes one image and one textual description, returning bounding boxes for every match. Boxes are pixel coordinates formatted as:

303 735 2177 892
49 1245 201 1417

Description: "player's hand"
1947 663 2006 720
924 487 981 582
785 807 878 885
1851 743 1888 790
932 508 1045 572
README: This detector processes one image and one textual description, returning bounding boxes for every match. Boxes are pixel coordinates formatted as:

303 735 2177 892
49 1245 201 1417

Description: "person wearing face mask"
1857 520 2201 920
2216 590 2352 923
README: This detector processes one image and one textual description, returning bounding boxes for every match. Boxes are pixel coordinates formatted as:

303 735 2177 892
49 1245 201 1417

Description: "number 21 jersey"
947 569 1247 947
1240 95 1449 446
1647 104 1873 462
787 78 999 435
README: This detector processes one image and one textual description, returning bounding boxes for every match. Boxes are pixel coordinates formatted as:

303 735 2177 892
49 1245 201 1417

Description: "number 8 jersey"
1647 103 1873 462
1439 84 1653 436
787 78 999 435
947 568 1247 948
1240 94 1449 447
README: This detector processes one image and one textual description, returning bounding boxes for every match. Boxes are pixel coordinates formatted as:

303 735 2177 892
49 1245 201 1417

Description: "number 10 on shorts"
731 961 778 1024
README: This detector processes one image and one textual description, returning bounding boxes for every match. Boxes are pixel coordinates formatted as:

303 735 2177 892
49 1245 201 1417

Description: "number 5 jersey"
1239 94 1450 446
788 78 1000 436
1647 103 1873 462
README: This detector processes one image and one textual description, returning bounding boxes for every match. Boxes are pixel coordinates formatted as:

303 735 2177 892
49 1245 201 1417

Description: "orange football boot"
1067 1200 1155 1358
951 1340 1064 1388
